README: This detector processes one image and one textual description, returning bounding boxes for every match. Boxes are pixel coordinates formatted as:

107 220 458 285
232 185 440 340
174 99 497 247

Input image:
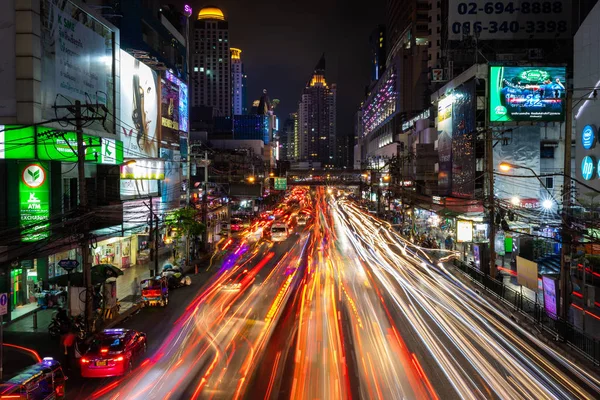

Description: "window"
193 66 198 72
545 177 554 189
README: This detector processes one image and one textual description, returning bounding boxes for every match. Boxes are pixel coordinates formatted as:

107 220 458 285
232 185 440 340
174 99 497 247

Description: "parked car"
80 329 147 378
161 264 192 289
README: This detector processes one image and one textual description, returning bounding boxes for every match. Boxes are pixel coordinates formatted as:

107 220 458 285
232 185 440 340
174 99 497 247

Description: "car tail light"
56 385 65 397
100 348 109 354
115 356 124 362
80 358 90 363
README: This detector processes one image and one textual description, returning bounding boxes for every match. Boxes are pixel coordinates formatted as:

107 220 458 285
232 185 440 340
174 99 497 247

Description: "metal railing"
453 259 600 365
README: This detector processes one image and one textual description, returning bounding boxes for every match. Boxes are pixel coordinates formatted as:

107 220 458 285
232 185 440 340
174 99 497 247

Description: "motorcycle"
48 311 86 339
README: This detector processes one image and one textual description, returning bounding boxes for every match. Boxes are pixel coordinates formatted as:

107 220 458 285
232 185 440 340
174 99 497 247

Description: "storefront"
93 237 132 269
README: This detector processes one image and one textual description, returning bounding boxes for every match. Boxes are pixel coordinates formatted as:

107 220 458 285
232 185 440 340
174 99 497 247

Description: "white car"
271 223 289 242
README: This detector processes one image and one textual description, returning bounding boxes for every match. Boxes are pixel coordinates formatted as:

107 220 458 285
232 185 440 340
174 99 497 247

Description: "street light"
498 162 556 203
247 176 255 183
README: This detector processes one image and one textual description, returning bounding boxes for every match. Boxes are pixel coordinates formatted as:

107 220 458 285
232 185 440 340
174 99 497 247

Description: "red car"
230 218 243 232
80 329 147 378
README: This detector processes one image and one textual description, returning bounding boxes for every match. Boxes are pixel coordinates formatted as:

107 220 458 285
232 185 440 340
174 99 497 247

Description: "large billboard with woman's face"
119 50 159 158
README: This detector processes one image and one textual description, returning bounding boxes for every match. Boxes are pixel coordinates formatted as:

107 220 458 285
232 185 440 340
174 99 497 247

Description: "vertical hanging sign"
19 162 51 242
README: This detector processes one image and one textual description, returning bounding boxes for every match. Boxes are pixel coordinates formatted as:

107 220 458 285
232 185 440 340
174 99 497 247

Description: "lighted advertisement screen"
120 179 159 200
456 220 473 243
179 81 189 133
161 77 180 131
437 96 453 195
119 50 159 158
489 66 566 122
19 162 50 242
451 80 476 198
542 275 558 320
40 0 115 134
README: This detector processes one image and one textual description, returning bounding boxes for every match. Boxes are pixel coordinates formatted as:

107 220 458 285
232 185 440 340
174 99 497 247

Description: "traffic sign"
274 177 287 191
0 293 8 316
58 259 79 272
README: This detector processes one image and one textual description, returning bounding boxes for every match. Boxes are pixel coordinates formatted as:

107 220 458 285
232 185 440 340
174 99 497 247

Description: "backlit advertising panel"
489 66 566 122
161 76 180 131
19 162 50 242
456 220 473 243
437 96 453 195
451 80 476 198
542 275 558 320
40 0 115 134
119 50 159 158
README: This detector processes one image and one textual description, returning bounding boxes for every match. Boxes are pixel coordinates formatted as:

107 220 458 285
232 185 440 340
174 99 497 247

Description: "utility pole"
560 91 573 321
202 150 208 252
155 205 159 276
486 127 497 279
148 197 154 277
54 100 105 332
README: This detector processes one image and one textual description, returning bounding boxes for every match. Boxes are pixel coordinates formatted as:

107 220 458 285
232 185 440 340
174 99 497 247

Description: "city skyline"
175 0 384 136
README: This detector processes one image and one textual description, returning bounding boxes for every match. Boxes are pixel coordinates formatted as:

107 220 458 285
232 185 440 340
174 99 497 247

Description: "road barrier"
453 259 600 366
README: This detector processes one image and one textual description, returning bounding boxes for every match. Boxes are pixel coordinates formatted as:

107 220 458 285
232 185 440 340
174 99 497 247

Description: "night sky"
175 0 384 137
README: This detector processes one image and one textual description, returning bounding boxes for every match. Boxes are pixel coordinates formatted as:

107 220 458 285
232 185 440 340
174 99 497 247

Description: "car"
0 357 67 399
297 215 308 225
161 264 192 289
271 223 289 242
80 329 147 378
230 218 244 232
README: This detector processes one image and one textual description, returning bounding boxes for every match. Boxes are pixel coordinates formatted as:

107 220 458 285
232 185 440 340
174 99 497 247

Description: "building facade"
297 55 337 169
191 6 231 117
231 47 245 115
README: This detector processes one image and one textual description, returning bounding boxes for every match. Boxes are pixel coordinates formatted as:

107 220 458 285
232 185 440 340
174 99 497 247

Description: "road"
76 187 600 399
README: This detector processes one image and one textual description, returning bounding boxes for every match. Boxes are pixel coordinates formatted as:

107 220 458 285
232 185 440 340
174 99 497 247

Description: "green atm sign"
19 162 50 242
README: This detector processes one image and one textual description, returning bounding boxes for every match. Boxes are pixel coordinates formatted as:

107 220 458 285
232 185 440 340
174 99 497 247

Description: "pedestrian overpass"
286 170 362 186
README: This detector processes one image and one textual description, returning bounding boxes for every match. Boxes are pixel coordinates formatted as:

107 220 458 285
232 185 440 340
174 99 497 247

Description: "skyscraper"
369 25 386 82
191 6 231 116
297 55 337 169
231 47 245 115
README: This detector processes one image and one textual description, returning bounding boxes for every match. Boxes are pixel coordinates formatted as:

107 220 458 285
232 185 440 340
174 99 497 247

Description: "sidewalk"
5 247 174 334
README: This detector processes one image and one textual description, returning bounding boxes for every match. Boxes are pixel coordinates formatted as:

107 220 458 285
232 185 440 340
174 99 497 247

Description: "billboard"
164 70 188 133
456 220 473 242
542 275 558 320
451 80 476 198
119 50 159 158
19 162 50 242
437 96 453 194
120 159 165 180
517 256 539 291
161 76 180 131
40 0 115 133
0 125 122 164
489 66 566 122
120 179 158 200
448 0 571 41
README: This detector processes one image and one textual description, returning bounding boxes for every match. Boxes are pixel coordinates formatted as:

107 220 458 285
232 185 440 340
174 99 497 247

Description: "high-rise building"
231 47 245 115
191 6 231 116
281 113 298 162
369 25 386 82
242 72 248 114
297 55 337 169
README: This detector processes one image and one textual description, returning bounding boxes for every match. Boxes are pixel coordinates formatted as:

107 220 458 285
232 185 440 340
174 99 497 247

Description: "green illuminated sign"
0 125 36 159
274 177 287 190
19 162 50 242
1 125 123 164
489 66 566 123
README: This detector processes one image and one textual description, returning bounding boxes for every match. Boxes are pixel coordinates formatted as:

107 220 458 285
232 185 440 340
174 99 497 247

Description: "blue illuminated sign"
581 156 595 180
582 125 596 150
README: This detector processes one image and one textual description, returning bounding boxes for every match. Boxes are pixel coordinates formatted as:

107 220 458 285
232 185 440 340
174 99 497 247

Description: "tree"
165 207 206 262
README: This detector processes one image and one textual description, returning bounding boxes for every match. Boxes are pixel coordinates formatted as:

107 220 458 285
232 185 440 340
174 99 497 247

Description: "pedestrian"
61 330 77 371
172 247 177 260
131 276 140 301
445 235 453 250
